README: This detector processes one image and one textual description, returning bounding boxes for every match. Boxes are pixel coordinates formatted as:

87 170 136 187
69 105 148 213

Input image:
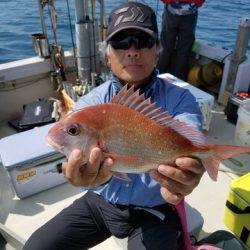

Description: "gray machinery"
75 0 106 90
219 18 250 104
194 18 250 105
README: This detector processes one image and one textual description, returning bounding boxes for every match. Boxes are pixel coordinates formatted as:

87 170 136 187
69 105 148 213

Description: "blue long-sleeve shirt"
74 70 202 207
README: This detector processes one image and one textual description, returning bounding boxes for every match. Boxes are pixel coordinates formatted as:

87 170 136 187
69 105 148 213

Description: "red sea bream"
46 85 250 181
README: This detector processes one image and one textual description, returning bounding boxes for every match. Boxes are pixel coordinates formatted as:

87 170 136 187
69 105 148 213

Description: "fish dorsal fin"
168 119 206 146
109 84 205 146
109 85 129 104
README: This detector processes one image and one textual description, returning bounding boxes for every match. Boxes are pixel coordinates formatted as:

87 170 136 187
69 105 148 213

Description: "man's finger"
83 147 102 182
157 164 199 186
150 170 192 196
64 149 83 180
98 158 114 183
175 157 204 175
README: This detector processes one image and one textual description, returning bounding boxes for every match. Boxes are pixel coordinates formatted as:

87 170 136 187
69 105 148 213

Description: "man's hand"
150 157 204 205
61 147 114 187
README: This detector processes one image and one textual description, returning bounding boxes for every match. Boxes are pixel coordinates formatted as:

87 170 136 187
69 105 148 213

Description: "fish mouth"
46 135 64 151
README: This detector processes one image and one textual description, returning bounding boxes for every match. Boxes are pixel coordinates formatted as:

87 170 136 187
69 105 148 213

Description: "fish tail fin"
202 144 250 181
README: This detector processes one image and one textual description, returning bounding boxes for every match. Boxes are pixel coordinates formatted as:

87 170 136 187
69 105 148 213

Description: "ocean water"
0 0 249 64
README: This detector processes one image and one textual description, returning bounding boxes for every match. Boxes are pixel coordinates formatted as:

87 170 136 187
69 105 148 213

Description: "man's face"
107 29 158 88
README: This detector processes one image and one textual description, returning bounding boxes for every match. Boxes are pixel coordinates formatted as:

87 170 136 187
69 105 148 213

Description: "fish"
46 85 250 181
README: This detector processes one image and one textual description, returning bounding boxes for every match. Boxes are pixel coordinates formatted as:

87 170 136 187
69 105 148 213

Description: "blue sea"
0 0 249 64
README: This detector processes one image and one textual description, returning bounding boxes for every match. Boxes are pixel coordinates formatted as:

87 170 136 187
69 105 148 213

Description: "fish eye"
67 123 80 136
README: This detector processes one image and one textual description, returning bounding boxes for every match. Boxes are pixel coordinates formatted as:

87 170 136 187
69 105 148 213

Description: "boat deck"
0 104 249 249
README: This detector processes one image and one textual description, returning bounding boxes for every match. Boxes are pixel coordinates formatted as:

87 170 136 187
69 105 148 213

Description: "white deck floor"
0 104 249 249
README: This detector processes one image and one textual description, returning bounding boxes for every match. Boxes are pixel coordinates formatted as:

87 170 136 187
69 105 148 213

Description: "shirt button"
125 183 130 187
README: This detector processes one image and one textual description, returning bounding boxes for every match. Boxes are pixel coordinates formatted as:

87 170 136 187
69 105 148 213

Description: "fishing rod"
66 0 79 80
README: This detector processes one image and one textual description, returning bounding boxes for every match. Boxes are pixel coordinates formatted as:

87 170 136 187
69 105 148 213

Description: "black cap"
106 2 158 42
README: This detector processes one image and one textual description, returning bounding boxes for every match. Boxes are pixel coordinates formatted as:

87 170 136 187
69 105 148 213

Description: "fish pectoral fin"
111 171 131 182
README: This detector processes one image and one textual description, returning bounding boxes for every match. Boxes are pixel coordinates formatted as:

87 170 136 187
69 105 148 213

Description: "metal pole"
75 0 86 23
226 18 250 92
74 0 103 90
38 0 47 36
97 0 107 41
75 0 91 85
220 18 250 104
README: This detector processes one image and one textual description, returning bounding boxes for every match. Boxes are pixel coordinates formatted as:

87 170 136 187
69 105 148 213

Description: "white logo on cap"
114 6 146 27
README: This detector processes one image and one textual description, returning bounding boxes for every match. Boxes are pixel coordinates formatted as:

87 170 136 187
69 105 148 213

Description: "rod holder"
31 33 50 58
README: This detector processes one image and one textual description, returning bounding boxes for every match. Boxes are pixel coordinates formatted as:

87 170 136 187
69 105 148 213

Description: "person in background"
158 0 205 81
24 2 204 250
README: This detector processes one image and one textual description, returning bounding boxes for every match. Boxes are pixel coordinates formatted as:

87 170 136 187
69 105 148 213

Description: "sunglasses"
109 34 156 50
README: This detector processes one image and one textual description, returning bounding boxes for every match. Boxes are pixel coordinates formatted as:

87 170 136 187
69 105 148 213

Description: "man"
24 2 204 250
158 0 205 81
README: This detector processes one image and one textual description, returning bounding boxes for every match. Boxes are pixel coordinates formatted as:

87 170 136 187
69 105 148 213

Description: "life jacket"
161 0 205 8
175 199 222 250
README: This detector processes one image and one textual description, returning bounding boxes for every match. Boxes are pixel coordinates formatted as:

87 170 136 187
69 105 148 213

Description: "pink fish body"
46 85 250 181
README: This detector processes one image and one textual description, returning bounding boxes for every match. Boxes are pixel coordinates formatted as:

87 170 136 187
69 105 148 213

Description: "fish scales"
98 104 193 164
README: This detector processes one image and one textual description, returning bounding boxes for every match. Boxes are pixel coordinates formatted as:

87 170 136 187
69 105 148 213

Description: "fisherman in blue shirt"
24 2 204 250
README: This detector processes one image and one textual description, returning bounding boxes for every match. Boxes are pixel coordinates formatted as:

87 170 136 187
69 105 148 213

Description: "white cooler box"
0 124 66 199
159 73 214 131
